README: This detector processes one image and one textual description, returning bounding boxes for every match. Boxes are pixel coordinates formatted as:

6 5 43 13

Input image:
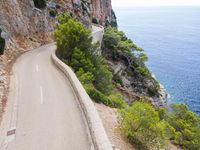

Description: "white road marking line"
36 64 39 72
40 86 44 105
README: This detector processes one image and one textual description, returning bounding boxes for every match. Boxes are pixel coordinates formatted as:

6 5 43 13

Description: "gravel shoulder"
94 103 136 150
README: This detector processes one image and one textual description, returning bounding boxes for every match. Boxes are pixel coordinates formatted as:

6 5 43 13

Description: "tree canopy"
120 101 200 150
120 101 168 149
159 104 200 149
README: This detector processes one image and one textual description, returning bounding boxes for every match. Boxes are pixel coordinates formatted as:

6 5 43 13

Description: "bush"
109 93 126 108
103 27 121 49
49 9 57 17
94 65 113 95
86 86 113 106
113 73 123 86
158 104 200 149
33 0 46 9
0 29 5 55
69 48 95 73
103 27 143 53
147 86 160 97
120 101 200 149
76 68 94 85
120 101 168 149
54 13 92 61
85 85 126 108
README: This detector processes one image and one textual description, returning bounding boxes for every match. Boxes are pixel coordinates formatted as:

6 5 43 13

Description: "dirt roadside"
94 103 136 150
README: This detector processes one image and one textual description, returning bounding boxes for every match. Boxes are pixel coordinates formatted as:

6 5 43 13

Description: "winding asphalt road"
0 26 104 150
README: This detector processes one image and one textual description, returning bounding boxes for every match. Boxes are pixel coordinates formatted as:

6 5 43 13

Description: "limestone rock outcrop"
0 0 116 44
0 0 52 40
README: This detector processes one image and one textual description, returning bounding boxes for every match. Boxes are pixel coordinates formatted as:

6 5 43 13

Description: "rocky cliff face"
91 0 115 25
0 0 116 44
0 0 52 40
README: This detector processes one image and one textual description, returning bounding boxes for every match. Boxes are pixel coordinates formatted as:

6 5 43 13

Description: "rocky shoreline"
150 73 169 107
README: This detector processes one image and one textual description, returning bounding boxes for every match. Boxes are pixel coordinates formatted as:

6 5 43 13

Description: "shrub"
120 101 168 149
49 9 57 17
116 40 135 52
108 93 126 108
103 27 121 49
33 0 46 9
103 27 143 53
69 48 95 73
54 13 92 61
76 68 94 85
86 86 113 106
158 104 200 150
139 53 148 62
86 86 126 108
147 86 160 97
136 66 151 78
0 29 5 55
94 65 113 95
113 73 123 86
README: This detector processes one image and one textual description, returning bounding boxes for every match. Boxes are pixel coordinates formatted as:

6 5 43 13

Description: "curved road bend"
0 26 104 150
1 44 93 150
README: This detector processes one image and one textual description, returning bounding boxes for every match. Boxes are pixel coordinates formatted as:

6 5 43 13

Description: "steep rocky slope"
0 0 116 42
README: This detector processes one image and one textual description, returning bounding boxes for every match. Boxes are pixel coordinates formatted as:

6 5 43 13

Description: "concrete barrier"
92 25 104 45
51 51 113 150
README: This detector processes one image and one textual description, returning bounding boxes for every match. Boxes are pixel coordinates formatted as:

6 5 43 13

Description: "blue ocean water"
114 6 200 114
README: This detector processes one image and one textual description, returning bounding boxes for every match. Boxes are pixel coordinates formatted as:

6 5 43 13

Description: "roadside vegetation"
158 104 200 149
103 27 150 77
54 13 126 109
120 101 200 149
54 13 200 150
103 27 160 97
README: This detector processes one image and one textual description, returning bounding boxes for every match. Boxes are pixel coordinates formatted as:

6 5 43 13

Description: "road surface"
0 26 104 150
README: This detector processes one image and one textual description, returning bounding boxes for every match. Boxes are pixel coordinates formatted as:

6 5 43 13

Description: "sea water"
114 6 200 114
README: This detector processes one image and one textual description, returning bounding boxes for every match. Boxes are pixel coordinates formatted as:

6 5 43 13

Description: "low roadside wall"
92 25 104 45
51 51 113 150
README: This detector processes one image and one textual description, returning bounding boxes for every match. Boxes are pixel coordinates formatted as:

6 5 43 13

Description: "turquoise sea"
114 6 200 115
